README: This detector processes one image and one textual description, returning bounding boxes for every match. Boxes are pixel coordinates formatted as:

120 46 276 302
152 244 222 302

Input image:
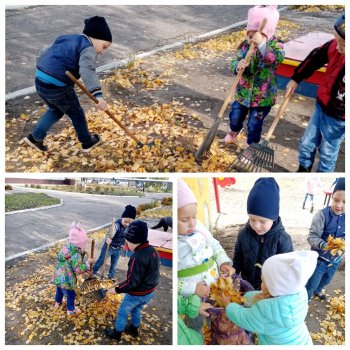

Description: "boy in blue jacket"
305 177 345 301
24 16 112 152
104 220 160 342
223 251 318 345
92 205 136 280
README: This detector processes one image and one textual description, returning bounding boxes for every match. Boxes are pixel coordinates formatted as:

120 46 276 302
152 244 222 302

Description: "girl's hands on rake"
195 282 210 298
199 302 213 317
220 263 235 278
236 59 249 72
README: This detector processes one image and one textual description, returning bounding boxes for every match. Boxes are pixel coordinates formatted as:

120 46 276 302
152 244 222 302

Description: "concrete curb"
5 199 63 215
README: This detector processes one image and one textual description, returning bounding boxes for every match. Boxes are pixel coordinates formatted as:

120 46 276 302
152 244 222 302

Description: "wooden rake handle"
65 71 142 145
218 18 267 118
265 92 292 142
89 239 95 272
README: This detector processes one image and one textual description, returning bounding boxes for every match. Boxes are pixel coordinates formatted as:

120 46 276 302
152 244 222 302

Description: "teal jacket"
226 289 312 345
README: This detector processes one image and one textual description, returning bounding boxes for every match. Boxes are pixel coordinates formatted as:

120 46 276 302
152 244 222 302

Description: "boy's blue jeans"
298 102 345 172
305 259 339 300
55 286 76 311
228 101 271 144
32 78 91 144
93 243 122 279
115 292 155 332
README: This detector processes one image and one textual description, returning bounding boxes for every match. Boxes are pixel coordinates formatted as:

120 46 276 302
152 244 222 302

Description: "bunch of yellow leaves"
210 277 245 307
324 236 345 256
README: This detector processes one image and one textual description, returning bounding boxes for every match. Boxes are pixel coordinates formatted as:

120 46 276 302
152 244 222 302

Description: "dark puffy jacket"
232 217 293 290
115 242 160 296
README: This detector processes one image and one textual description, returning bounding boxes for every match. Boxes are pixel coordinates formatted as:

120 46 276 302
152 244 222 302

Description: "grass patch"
5 193 61 212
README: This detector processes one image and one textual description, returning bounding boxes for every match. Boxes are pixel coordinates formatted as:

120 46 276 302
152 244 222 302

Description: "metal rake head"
79 278 102 294
227 142 274 172
83 289 107 304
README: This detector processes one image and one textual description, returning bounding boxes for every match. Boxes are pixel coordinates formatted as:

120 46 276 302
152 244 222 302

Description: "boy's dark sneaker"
23 134 48 152
125 324 139 337
297 164 312 172
82 134 101 152
314 292 327 301
104 328 122 341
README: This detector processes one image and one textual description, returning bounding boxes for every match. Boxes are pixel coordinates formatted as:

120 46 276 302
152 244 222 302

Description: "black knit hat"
121 205 137 219
334 14 345 39
83 16 112 42
247 178 280 221
333 178 345 193
124 220 148 244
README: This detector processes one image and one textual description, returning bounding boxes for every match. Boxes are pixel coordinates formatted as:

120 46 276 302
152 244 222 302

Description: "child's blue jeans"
115 292 155 332
305 259 339 300
298 102 345 172
93 243 122 279
55 286 76 311
32 78 91 144
228 101 271 144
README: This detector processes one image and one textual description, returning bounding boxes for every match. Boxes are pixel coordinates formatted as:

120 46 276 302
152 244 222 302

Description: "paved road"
5 187 170 258
5 5 250 93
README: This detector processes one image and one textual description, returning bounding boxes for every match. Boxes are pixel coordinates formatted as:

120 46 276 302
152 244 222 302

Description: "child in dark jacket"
53 223 94 316
305 178 345 301
93 205 136 280
232 178 293 290
24 16 112 153
225 6 285 146
286 14 345 173
104 220 160 341
151 216 173 231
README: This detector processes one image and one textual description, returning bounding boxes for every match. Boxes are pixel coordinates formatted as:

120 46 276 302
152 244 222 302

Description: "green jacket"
230 37 285 108
178 295 203 345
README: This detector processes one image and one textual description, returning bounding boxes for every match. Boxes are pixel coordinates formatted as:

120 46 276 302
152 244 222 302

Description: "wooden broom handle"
218 18 267 118
65 71 141 144
89 239 95 272
265 92 292 141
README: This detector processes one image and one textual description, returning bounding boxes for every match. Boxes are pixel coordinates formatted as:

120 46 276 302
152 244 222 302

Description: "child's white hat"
262 251 318 297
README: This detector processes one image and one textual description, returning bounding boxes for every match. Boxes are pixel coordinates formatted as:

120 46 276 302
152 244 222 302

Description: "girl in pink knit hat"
177 179 234 300
52 222 95 316
225 6 285 147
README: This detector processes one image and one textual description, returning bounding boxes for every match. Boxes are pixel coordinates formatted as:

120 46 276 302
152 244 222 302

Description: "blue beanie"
124 220 148 244
247 178 280 221
333 177 345 193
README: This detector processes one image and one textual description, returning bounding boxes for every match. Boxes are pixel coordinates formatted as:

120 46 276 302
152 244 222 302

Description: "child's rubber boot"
224 130 240 144
67 308 82 317
125 324 139 337
104 328 122 341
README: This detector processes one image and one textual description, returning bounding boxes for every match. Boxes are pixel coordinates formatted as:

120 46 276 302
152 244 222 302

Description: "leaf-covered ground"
6 19 316 173
5 228 172 345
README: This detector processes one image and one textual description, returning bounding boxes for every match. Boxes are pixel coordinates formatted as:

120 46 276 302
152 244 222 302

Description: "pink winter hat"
69 222 87 250
246 5 279 40
178 179 197 209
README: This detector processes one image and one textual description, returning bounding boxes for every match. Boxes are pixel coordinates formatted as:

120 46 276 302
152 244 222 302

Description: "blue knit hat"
122 205 137 219
334 14 345 39
333 177 345 193
247 178 280 221
124 220 148 244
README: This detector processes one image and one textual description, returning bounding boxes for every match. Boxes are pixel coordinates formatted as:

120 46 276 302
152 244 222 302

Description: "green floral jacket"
230 37 285 108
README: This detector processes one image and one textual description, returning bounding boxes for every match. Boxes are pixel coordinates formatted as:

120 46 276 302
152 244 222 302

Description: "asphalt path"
5 187 170 258
5 5 250 93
